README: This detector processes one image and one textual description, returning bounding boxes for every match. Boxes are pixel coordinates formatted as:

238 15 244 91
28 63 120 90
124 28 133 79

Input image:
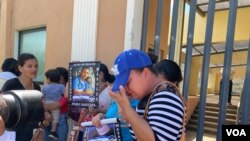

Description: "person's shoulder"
4 78 19 84
51 83 65 89
1 78 20 91
155 89 181 97
56 83 65 91
153 90 183 105
99 87 109 96
0 72 17 80
43 84 50 90
58 83 65 88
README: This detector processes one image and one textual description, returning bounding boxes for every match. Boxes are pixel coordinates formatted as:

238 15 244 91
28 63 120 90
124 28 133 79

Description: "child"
43 69 65 139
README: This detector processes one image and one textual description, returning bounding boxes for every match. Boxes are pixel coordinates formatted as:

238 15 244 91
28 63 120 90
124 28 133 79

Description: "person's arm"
1 79 14 92
109 86 155 141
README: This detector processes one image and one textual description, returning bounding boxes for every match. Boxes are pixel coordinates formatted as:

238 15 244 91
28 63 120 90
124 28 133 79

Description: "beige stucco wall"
181 7 250 96
182 7 250 45
210 51 247 94
96 0 171 68
1 0 171 73
146 0 171 60
188 50 248 95
0 0 13 63
0 0 73 71
96 0 127 68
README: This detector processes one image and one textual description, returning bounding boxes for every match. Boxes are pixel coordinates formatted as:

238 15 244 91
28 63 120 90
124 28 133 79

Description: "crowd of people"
0 49 186 141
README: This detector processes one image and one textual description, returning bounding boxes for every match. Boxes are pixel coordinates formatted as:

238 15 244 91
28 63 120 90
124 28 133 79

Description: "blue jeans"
44 113 69 141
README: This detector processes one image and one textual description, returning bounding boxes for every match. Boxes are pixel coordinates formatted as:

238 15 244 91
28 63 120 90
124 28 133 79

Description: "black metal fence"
140 0 250 141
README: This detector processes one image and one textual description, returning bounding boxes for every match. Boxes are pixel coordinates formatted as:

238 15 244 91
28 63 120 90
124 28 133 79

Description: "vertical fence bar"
182 0 197 100
169 0 179 60
153 0 163 57
217 0 238 140
240 38 250 124
196 0 216 141
140 0 149 51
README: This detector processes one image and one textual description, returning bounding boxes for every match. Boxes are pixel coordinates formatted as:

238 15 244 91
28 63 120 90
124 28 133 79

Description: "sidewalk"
205 94 240 106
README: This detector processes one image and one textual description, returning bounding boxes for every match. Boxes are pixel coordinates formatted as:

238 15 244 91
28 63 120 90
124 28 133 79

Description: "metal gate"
140 0 250 141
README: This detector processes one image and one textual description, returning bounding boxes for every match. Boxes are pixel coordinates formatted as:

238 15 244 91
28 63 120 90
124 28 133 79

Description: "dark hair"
18 53 37 66
100 63 115 83
147 53 158 64
1 58 19 76
45 69 61 83
134 65 157 75
155 59 183 86
56 67 68 83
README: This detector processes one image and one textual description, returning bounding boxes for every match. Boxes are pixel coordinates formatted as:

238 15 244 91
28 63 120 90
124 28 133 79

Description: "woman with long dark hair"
1 53 41 141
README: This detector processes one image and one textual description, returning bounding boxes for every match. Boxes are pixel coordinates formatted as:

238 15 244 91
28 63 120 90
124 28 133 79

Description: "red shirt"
59 97 68 113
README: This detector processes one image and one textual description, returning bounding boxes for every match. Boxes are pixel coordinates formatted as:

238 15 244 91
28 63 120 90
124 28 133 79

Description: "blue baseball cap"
111 49 152 91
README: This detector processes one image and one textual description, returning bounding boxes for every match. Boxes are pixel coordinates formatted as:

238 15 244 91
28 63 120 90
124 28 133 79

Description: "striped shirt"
130 87 185 141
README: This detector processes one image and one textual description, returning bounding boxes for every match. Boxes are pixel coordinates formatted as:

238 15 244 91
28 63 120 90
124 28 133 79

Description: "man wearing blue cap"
109 49 185 141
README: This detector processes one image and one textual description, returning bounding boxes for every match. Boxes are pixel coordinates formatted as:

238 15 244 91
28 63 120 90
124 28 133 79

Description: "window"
19 27 46 83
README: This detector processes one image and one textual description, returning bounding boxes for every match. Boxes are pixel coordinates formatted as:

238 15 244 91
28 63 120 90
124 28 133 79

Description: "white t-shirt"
0 71 16 141
0 72 16 80
0 72 16 90
98 87 112 112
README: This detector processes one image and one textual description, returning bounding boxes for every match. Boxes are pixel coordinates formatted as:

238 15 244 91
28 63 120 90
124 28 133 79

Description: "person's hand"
109 86 130 109
89 108 98 116
0 116 5 135
64 82 69 98
109 85 132 121
92 113 104 128
77 108 88 126
38 111 51 128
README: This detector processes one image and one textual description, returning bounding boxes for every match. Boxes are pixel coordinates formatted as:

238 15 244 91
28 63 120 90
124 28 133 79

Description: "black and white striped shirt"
130 89 184 141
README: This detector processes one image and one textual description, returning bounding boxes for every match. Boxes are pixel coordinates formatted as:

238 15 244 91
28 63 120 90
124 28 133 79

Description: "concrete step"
186 102 239 135
187 124 217 134
193 110 236 120
204 111 236 119
206 103 237 110
190 114 236 124
188 119 218 128
194 106 237 115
